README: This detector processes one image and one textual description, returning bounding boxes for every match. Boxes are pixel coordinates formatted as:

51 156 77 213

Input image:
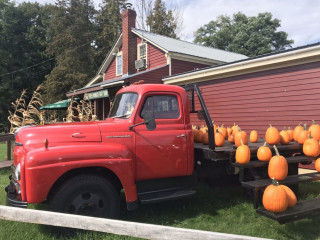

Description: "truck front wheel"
50 174 120 218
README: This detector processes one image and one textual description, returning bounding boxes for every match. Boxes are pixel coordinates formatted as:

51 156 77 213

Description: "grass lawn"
0 142 13 161
1 167 320 240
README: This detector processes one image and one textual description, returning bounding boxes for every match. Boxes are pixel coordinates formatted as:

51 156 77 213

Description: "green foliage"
0 0 53 132
95 0 126 65
146 0 177 38
43 0 98 104
194 12 294 57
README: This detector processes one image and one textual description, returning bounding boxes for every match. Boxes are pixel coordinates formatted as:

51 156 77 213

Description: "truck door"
134 93 188 180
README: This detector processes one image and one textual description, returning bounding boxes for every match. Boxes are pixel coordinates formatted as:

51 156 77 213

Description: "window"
141 95 180 119
116 53 122 76
108 92 138 118
138 43 147 60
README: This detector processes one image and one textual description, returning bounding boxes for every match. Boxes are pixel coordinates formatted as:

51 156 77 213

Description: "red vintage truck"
5 83 320 223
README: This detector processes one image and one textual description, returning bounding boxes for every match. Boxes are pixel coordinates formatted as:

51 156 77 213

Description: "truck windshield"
108 92 138 118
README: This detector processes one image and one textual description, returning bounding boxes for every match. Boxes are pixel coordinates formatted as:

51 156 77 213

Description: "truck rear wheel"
50 174 120 218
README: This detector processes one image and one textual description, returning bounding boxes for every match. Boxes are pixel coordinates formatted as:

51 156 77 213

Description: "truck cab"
6 84 196 218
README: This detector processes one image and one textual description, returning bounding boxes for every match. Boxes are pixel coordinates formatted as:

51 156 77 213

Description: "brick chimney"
121 3 137 75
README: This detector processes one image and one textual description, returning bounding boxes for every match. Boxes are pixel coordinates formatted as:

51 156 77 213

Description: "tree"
145 0 178 38
194 12 294 57
94 0 126 65
43 0 97 104
0 0 53 131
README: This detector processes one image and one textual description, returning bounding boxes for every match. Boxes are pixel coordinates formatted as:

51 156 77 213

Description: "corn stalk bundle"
8 85 43 133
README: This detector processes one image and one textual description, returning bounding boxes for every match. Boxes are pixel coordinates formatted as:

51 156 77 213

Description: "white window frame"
138 42 147 61
116 52 122 76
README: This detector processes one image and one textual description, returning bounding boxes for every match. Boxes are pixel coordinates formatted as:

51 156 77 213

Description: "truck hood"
16 122 101 148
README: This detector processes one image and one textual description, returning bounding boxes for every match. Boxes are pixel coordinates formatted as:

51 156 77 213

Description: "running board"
256 197 320 224
138 188 197 204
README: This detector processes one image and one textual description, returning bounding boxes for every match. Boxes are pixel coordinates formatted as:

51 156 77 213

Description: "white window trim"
137 42 147 61
116 52 123 76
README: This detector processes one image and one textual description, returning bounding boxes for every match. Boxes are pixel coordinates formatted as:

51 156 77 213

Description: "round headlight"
15 163 21 181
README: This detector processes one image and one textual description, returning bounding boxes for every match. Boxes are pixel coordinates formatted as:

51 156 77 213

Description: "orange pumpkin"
281 185 297 208
218 124 228 140
227 127 233 137
287 127 294 142
257 142 272 162
293 123 303 142
262 178 288 213
200 125 207 134
235 139 251 164
250 130 258 143
297 124 309 144
202 130 209 145
315 158 320 172
234 128 248 147
303 135 320 157
265 124 280 145
309 120 320 141
268 145 288 181
215 129 225 147
193 127 203 143
228 134 235 143
280 129 290 145
231 123 238 134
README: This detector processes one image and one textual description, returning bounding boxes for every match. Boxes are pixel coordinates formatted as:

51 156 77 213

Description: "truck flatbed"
194 139 306 162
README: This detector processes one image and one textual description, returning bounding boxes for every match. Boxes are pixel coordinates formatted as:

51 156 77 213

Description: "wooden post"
0 206 271 240
7 139 11 160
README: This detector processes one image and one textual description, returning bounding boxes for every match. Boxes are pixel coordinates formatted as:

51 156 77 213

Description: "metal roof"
132 28 248 63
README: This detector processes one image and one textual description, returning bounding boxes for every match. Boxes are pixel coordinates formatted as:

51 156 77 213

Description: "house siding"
137 38 167 72
190 61 320 137
171 59 209 76
130 65 169 84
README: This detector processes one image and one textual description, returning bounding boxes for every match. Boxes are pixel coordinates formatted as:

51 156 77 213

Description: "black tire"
50 174 120 219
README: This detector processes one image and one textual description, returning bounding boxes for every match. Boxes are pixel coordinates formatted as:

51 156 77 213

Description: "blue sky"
15 0 320 47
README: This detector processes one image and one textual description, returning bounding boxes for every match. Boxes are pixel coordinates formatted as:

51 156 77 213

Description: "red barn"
67 4 246 120
163 43 320 137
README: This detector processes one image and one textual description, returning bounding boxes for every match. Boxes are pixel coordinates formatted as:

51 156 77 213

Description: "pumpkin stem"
271 177 279 186
283 127 287 130
269 124 272 128
221 124 224 128
308 134 312 139
263 142 267 147
273 145 280 156
237 126 242 132
312 120 316 125
303 123 307 130
288 126 291 130
299 122 302 126
216 128 220 133
240 139 244 146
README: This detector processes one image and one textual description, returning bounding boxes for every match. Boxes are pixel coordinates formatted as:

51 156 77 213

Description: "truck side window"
141 95 180 119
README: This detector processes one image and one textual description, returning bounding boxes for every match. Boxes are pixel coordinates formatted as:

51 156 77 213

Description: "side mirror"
142 112 156 131
128 111 156 131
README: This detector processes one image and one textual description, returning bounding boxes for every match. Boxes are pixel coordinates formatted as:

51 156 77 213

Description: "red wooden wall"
190 61 320 137
171 59 209 76
130 65 169 84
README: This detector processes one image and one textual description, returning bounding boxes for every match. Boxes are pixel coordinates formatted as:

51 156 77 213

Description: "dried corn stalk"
77 100 94 122
22 85 43 126
8 85 43 133
64 97 79 123
8 90 27 134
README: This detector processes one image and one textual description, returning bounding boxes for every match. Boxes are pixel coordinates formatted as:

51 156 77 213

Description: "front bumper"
5 176 27 208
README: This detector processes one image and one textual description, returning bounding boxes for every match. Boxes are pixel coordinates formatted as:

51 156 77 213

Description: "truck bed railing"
184 84 215 151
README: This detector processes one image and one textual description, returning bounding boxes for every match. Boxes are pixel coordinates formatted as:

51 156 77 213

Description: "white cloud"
14 0 320 47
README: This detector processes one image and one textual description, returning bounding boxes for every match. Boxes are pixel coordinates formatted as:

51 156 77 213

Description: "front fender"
24 143 136 203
